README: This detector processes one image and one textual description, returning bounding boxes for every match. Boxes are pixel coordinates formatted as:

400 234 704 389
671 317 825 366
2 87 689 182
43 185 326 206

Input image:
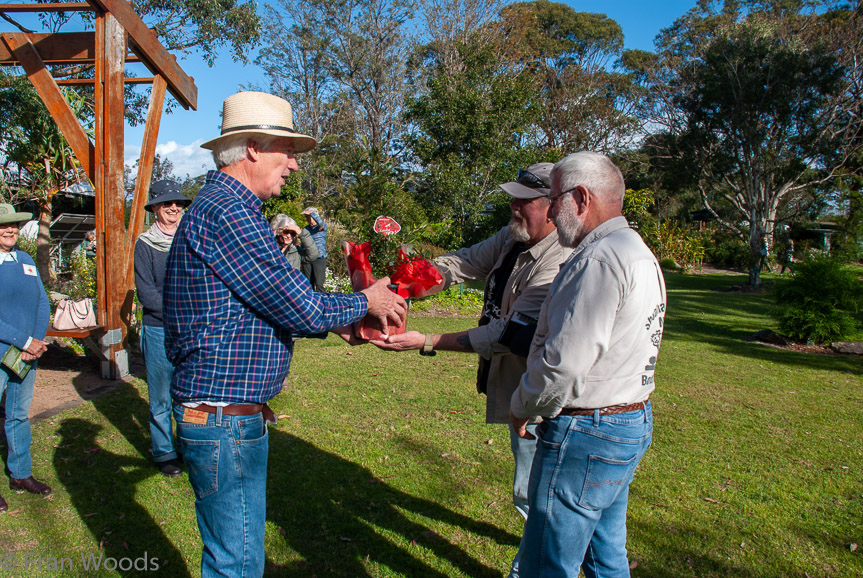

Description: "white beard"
554 201 587 248
508 215 530 243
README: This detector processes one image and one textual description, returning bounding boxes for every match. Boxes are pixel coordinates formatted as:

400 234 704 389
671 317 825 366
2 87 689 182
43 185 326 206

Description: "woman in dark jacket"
134 181 190 477
0 203 51 511
270 213 319 270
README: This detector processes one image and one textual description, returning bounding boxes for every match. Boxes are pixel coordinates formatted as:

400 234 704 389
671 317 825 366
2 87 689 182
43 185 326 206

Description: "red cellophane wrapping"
343 241 443 339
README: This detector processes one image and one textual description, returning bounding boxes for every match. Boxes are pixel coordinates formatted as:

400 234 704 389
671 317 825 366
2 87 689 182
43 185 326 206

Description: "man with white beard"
510 152 667 577
374 162 571 576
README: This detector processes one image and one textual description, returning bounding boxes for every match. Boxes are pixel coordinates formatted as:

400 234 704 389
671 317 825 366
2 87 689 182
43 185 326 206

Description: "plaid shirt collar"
207 170 263 211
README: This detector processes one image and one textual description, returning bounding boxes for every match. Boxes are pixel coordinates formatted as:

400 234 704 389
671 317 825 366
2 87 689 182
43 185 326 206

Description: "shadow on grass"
663 273 863 375
53 417 190 575
265 428 516 577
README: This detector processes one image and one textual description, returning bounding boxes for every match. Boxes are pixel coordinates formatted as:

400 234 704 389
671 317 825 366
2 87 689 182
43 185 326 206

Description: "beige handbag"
52 298 96 330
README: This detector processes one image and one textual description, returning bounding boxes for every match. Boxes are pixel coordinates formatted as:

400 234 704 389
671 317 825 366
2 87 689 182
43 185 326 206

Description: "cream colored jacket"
435 227 572 423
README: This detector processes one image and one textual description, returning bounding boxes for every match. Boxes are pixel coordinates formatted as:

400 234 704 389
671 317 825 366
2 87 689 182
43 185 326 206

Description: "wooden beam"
86 0 196 110
1 33 95 181
0 3 91 12
94 10 129 376
124 73 166 291
56 76 154 85
0 32 141 64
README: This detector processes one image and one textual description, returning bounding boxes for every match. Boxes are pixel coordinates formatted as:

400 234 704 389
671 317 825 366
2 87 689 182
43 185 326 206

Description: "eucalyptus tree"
499 0 642 154
632 0 862 284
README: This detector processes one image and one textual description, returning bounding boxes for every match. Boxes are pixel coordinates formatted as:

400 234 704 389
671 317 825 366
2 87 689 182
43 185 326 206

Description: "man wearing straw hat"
163 91 407 577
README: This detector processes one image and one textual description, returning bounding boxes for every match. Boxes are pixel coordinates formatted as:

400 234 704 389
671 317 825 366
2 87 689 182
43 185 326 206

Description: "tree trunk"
36 197 55 284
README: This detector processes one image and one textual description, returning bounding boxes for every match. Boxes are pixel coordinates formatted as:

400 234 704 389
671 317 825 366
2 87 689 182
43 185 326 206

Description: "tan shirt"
435 227 572 423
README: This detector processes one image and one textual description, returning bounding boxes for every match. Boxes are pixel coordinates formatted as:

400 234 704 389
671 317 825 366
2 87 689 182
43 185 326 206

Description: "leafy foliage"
775 255 863 343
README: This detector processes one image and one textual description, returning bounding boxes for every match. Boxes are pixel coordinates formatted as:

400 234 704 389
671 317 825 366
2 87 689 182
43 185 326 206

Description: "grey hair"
552 152 625 208
211 133 284 168
269 213 299 233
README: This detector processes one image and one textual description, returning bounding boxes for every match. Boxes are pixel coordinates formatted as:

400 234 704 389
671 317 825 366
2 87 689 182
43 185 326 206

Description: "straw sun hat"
201 91 317 153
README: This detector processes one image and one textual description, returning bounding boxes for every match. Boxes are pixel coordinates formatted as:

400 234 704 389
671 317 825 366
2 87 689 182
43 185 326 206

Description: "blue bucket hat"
145 180 190 212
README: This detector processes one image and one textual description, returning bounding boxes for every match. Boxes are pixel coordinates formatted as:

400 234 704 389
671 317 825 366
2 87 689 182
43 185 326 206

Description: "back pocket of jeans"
578 453 638 511
180 438 220 500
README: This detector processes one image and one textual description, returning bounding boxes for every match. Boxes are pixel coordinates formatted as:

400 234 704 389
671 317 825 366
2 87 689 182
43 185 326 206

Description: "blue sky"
123 0 695 177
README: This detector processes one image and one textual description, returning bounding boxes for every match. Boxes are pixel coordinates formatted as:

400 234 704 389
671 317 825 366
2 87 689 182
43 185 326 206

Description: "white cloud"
125 140 214 180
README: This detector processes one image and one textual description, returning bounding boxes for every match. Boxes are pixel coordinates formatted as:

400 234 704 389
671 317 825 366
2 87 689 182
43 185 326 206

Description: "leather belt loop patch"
182 407 209 424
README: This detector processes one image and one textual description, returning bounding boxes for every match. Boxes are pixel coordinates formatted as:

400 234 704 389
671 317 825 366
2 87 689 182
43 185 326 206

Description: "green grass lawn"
1 271 861 576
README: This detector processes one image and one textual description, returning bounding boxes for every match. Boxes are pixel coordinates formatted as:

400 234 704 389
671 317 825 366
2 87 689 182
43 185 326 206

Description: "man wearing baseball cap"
163 91 406 577
373 162 572 576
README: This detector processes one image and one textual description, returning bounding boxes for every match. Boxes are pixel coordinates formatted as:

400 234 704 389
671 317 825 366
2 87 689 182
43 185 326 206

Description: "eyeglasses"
279 229 296 236
159 201 186 208
549 188 576 206
516 169 550 190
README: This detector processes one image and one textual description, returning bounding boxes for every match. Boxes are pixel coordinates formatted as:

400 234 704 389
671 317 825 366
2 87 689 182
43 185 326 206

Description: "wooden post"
124 74 166 291
94 10 128 378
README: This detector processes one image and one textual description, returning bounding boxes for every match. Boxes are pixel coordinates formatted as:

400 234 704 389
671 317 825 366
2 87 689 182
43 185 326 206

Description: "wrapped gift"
343 216 443 339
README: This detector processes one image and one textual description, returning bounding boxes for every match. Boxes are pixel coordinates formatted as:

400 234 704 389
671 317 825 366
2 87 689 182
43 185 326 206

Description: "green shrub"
64 252 97 301
638 219 705 270
698 229 750 269
659 257 679 271
775 255 863 343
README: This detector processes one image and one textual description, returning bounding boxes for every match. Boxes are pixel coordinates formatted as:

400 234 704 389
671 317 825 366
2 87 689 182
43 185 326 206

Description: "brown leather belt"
195 403 276 423
558 401 648 416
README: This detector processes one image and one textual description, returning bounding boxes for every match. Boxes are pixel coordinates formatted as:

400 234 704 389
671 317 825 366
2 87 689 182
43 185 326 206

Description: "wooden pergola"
1 1 197 378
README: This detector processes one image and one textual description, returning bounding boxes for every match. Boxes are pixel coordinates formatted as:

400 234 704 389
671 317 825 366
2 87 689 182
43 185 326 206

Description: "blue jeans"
141 325 178 462
517 403 652 577
174 404 269 578
509 422 538 578
0 363 37 479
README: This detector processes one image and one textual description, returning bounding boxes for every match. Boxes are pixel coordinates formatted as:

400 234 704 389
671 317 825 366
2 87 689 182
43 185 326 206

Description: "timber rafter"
0 0 198 378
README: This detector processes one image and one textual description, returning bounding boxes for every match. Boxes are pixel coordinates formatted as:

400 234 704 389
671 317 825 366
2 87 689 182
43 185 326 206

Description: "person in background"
373 163 571 576
0 203 51 512
134 180 190 478
270 213 319 270
84 230 97 259
301 206 328 291
164 91 406 577
510 152 666 577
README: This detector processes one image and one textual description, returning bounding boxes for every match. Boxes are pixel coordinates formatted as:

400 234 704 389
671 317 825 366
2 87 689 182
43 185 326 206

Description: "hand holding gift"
344 216 443 340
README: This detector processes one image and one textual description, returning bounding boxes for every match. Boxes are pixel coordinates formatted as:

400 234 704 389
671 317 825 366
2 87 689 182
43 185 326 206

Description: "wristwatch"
420 334 436 356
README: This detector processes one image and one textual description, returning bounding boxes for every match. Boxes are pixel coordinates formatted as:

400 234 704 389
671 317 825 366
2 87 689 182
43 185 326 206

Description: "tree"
0 72 90 282
499 0 641 153
634 1 862 284
405 41 541 248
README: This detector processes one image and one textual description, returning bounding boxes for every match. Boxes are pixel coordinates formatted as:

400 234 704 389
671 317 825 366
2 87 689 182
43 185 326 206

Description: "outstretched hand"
331 324 368 346
359 277 407 338
370 331 425 351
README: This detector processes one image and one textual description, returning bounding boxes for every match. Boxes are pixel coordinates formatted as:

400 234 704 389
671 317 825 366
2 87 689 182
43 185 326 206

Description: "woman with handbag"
0 203 52 512
134 181 190 477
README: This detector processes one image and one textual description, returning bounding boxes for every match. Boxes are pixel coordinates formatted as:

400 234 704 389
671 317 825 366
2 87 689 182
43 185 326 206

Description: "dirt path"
25 342 145 422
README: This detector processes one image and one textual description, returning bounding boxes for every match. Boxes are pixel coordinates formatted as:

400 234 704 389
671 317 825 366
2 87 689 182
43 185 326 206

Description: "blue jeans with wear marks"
516 402 652 578
173 404 269 578
0 364 37 479
141 325 177 463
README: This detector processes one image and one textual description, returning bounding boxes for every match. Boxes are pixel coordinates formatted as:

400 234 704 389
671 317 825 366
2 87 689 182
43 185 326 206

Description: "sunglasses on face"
516 169 550 190
279 229 296 236
158 201 185 209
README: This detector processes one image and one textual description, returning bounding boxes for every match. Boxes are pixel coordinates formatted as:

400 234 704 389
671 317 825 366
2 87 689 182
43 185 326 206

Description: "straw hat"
201 91 317 153
0 203 32 225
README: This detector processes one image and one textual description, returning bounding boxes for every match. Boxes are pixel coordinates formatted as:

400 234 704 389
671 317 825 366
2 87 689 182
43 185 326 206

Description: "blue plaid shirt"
164 170 367 404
